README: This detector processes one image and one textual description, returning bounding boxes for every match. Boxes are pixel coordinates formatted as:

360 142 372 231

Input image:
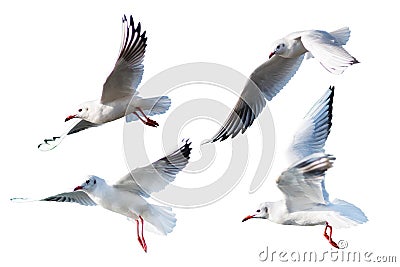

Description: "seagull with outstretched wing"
242 87 367 248
38 15 171 151
13 140 192 253
206 27 358 143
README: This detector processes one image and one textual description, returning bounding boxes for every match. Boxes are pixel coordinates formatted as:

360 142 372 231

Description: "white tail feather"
126 96 171 122
326 199 368 228
142 205 177 235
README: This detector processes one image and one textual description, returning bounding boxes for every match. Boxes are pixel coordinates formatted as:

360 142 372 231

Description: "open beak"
65 114 77 122
268 51 275 59
74 185 83 191
242 214 255 222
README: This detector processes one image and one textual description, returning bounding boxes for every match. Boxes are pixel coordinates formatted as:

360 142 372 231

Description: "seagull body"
242 87 367 248
68 95 169 125
38 15 171 151
15 140 192 252
206 27 359 143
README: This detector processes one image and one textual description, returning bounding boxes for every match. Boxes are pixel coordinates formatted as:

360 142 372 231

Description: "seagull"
38 15 171 151
205 27 359 143
13 140 192 252
241 87 367 248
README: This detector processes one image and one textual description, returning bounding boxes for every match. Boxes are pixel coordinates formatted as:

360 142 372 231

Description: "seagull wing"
287 86 334 164
11 191 97 206
38 120 100 151
207 54 304 143
40 191 97 206
300 29 358 74
101 15 147 104
114 140 192 197
277 153 335 212
278 87 336 212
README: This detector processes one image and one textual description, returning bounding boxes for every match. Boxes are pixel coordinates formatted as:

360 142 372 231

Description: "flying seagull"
38 15 170 151
206 27 359 143
13 140 192 252
241 87 367 248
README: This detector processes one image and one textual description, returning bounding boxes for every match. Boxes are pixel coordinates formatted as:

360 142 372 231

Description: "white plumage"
242 87 367 248
38 15 171 151
207 27 358 143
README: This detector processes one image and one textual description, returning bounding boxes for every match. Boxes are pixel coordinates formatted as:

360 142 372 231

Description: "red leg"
324 222 330 240
137 108 159 127
133 112 147 124
139 216 147 252
136 219 145 251
324 222 339 249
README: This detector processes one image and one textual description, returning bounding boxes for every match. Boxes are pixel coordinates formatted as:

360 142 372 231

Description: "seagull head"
65 102 93 122
269 40 287 59
74 175 103 192
242 202 270 222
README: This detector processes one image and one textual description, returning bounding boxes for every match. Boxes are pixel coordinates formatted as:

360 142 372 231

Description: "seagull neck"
267 200 290 224
87 181 112 200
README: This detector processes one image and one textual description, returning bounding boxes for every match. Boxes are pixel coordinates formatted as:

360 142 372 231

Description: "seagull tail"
126 96 171 122
143 204 177 235
326 199 368 228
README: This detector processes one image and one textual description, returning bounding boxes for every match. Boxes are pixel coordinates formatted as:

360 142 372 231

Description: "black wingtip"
122 14 127 23
352 57 360 64
180 139 192 159
327 86 335 134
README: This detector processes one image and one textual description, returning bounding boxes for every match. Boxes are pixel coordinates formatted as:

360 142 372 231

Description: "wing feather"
101 15 147 103
301 30 358 75
40 191 97 206
288 86 334 164
114 140 192 197
207 55 304 143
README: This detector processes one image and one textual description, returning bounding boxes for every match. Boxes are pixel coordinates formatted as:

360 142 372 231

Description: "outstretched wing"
301 29 359 74
277 153 335 212
101 15 147 104
11 191 97 206
287 86 334 164
206 55 304 143
38 120 100 151
41 191 97 206
114 140 192 197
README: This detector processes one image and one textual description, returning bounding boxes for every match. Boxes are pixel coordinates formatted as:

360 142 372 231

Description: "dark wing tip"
180 139 192 159
327 86 335 136
351 57 360 64
122 14 127 23
38 136 60 149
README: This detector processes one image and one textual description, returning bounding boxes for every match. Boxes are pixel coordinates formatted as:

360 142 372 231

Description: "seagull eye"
85 180 90 184
256 209 260 213
78 108 82 112
276 45 280 50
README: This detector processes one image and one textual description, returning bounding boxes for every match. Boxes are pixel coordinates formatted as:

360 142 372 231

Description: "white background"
1 0 399 266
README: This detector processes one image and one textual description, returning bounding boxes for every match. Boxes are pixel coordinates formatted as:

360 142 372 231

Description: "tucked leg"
137 108 159 127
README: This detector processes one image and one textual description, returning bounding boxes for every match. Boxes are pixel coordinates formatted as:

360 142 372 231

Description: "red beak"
65 115 77 122
74 186 83 191
242 215 255 222
269 51 275 59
